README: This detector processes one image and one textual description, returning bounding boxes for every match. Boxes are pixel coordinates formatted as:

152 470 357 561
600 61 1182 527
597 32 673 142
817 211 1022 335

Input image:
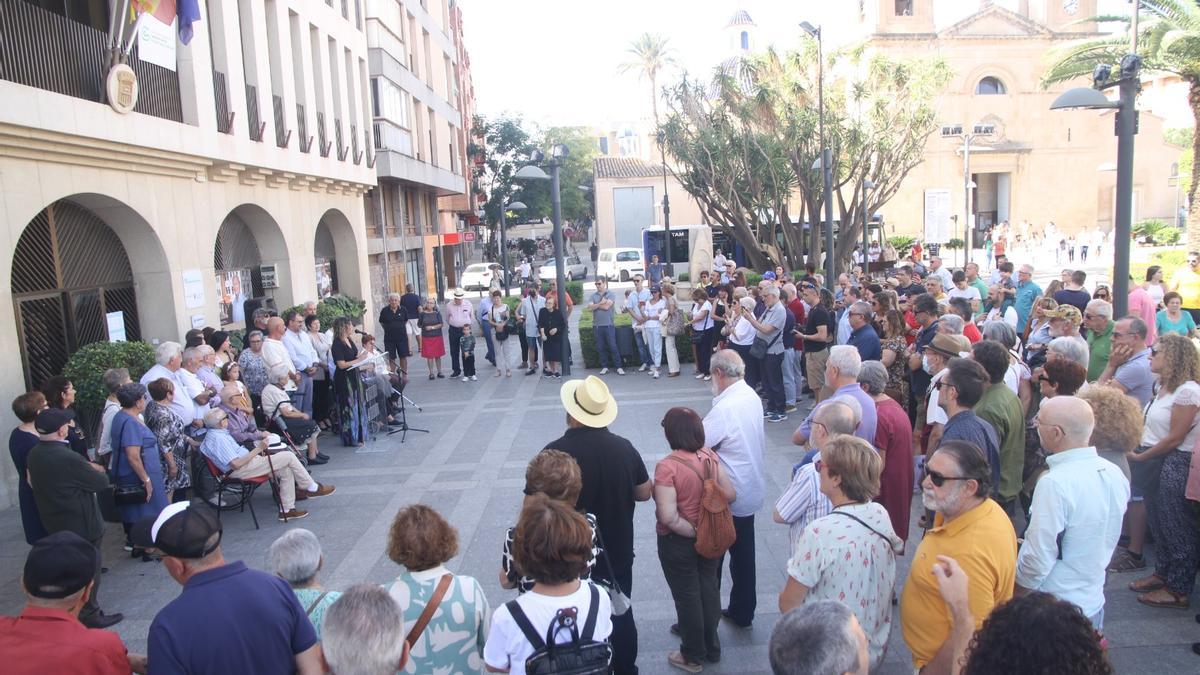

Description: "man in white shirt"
703 349 765 628
177 347 215 426
927 256 953 291
139 342 193 425
773 400 856 550
281 310 319 416
713 250 727 275
1018 396 1128 629
261 316 301 397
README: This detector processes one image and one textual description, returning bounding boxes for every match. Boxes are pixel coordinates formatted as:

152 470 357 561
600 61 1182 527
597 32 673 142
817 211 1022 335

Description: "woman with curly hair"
484 496 612 675
1126 333 1200 608
961 591 1112 675
1077 384 1142 481
385 504 490 674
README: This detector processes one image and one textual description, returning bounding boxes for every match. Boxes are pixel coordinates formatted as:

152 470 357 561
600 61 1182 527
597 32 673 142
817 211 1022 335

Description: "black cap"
24 532 99 599
34 408 72 435
131 500 222 559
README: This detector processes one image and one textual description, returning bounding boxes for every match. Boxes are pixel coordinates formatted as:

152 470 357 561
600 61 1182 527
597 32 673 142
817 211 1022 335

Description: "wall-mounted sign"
182 269 205 308
923 189 952 244
105 64 138 114
261 264 278 289
136 14 177 71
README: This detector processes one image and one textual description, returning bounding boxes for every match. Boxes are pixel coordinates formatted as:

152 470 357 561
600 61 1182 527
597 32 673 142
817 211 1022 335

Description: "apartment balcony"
372 118 464 195
0 1 182 123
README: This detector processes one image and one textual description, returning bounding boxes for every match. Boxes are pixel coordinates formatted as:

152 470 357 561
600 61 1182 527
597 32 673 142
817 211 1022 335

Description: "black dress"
538 307 567 362
331 338 366 445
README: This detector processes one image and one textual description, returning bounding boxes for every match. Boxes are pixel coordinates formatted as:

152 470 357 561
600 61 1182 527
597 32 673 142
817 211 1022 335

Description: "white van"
595 248 645 282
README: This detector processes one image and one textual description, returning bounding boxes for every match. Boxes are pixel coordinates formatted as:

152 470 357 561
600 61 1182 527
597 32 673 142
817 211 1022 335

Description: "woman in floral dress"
877 308 910 405
144 377 195 502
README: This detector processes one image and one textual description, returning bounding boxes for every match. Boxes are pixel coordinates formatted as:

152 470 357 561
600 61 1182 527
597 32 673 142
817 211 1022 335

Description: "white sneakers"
617 368 626 376
653 369 660 379
599 368 609 375
638 364 648 372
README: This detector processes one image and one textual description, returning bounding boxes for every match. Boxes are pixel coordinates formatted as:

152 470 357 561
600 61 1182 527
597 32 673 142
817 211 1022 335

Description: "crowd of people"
7 242 1200 674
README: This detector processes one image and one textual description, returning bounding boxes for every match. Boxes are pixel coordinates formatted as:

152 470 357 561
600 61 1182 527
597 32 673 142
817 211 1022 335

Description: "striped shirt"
774 455 832 551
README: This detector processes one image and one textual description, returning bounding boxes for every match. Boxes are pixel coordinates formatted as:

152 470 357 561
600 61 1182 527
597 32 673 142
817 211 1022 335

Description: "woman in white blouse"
1124 333 1200 609
689 288 714 381
643 286 667 379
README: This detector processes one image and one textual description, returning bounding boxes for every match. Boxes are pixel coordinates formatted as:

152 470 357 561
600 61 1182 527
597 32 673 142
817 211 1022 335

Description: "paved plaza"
1 283 1198 674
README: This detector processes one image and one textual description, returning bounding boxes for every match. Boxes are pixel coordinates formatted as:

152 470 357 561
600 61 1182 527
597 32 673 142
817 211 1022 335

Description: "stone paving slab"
1 320 1198 673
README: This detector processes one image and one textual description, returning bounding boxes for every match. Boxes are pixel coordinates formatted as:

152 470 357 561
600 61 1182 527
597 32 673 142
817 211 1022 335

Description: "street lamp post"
941 123 993 266
801 21 834 284
657 131 672 277
498 201 527 297
1050 56 1141 317
515 144 572 375
862 179 875 277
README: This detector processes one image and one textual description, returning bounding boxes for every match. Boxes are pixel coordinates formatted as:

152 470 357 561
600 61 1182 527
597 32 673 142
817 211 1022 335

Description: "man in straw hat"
537 375 650 674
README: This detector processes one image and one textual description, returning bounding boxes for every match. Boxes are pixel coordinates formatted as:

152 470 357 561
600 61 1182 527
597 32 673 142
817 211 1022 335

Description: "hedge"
538 280 584 303
286 295 367 327
62 340 156 442
578 310 695 369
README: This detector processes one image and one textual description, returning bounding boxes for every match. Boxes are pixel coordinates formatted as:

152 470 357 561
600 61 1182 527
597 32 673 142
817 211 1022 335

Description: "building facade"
0 0 376 506
363 0 471 305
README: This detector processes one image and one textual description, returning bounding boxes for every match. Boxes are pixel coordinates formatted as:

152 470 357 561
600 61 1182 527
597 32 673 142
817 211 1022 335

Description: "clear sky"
457 0 1127 128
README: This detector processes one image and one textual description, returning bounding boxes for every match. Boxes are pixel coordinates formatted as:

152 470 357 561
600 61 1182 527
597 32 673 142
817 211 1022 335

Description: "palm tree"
617 33 677 127
1042 0 1200 247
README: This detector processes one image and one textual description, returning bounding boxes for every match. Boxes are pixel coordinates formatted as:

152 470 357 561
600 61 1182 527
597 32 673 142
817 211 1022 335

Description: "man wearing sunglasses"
1016 397 1128 631
935 359 1001 489
1096 316 1154 407
1168 250 1200 325
900 440 1017 674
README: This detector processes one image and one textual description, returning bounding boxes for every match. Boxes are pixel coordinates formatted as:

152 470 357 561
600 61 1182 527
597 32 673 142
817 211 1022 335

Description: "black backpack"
505 583 612 675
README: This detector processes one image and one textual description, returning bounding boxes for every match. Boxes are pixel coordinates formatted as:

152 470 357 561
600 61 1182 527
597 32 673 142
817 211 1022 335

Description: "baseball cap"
34 408 72 435
131 500 223 559
1045 305 1083 326
650 285 662 293
762 271 777 280
24 531 99 599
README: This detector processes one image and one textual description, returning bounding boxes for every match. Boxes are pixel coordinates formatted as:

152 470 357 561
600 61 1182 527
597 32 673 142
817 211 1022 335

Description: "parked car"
460 263 499 291
538 255 588 281
595 247 646 282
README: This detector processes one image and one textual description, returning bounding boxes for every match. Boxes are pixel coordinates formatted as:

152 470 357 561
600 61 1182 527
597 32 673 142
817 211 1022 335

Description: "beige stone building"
851 0 1182 239
0 0 376 505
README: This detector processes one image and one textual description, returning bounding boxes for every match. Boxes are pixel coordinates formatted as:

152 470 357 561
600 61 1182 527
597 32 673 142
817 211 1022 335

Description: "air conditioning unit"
973 124 996 135
940 124 963 137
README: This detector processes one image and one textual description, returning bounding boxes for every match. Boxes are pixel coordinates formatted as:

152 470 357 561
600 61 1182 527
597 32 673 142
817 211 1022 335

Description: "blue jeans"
634 329 652 367
480 321 496 364
594 325 620 368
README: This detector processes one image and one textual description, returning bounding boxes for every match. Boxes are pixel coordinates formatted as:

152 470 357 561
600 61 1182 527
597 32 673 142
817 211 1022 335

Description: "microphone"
354 329 368 336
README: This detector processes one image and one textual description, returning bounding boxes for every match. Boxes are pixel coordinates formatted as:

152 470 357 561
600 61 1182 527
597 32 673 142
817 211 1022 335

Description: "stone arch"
214 204 293 325
315 207 365 301
9 194 173 389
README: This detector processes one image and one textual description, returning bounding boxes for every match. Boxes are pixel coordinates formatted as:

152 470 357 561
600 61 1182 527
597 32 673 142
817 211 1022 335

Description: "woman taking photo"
723 296 759 388
386 504 490 673
689 288 714 381
263 365 328 462
537 293 566 378
654 407 736 672
778 435 902 670
1156 291 1197 338
418 297 447 379
331 316 369 447
1126 333 1200 609
143 378 196 503
40 376 87 458
1143 265 1167 307
483 495 612 675
306 314 334 430
108 382 168 558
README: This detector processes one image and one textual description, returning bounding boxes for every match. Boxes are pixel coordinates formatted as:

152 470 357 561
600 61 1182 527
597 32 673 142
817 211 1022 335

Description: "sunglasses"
925 467 970 488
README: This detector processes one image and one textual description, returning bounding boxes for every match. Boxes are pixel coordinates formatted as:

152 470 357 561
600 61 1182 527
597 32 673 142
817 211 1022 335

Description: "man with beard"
900 440 1017 673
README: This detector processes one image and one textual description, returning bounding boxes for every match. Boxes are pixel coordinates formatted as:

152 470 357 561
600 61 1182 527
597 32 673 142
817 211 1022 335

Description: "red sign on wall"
463 231 476 242
442 233 462 245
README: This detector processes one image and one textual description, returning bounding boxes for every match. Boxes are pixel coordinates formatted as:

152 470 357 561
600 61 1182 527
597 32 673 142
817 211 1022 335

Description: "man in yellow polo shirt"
1170 251 1200 325
901 440 1017 672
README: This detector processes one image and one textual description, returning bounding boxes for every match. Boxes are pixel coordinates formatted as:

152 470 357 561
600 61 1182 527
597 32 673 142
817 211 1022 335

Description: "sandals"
1129 575 1166 593
667 651 703 673
1136 589 1189 609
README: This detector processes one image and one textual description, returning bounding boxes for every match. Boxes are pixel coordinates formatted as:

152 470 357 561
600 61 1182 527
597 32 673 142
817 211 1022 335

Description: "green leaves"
62 340 156 418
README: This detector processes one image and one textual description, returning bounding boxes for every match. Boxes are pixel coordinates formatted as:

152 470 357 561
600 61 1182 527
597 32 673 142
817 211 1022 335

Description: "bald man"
1017 396 1128 629
260 317 300 391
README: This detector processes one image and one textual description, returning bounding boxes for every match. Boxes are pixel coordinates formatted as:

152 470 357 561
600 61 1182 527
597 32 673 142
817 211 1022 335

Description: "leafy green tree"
542 126 599 223
1042 0 1200 247
468 114 550 260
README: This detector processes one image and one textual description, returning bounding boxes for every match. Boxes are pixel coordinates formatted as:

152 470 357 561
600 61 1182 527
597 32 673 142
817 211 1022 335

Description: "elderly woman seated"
262 365 327 465
268 528 341 637
198 408 335 522
217 385 266 448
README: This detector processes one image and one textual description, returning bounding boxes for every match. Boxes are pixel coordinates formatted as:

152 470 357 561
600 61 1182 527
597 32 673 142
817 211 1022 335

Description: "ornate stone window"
975 76 1007 95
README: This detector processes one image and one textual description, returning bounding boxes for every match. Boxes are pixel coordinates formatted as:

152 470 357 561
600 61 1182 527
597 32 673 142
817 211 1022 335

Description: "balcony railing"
213 70 234 133
245 84 265 141
0 0 182 123
373 120 413 156
351 124 362 164
272 95 290 148
335 118 348 161
317 110 330 157
297 103 311 153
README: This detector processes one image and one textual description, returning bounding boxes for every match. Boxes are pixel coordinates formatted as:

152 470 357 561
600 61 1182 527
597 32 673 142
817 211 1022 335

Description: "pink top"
1128 286 1158 347
654 448 720 536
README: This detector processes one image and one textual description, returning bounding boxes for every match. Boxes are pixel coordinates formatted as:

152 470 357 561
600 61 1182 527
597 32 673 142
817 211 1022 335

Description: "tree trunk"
1188 79 1200 251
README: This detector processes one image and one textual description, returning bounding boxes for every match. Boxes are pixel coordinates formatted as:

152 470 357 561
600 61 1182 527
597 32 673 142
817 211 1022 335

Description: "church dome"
726 9 755 28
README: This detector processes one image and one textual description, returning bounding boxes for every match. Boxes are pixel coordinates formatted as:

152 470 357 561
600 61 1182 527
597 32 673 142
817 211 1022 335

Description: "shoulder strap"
406 573 453 648
665 454 706 482
304 591 330 617
505 598 546 651
581 583 600 641
830 510 891 544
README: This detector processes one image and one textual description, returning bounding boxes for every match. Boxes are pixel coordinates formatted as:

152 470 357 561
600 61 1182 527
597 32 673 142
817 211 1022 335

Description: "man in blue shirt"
844 301 882 362
135 500 324 675
936 358 1001 489
1010 264 1043 333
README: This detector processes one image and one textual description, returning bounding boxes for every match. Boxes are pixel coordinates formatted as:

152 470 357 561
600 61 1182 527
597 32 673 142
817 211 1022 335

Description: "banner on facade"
923 189 952 244
182 269 205 308
106 312 126 342
136 14 177 71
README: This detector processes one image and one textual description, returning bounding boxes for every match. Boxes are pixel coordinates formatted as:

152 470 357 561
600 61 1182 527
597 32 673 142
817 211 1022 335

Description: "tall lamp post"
515 143 572 375
498 200 527 297
801 21 834 284
1050 57 1141 318
656 131 673 277
941 123 993 266
861 179 875 277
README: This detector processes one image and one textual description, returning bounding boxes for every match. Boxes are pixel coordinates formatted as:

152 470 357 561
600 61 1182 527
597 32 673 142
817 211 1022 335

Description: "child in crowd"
460 325 477 382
